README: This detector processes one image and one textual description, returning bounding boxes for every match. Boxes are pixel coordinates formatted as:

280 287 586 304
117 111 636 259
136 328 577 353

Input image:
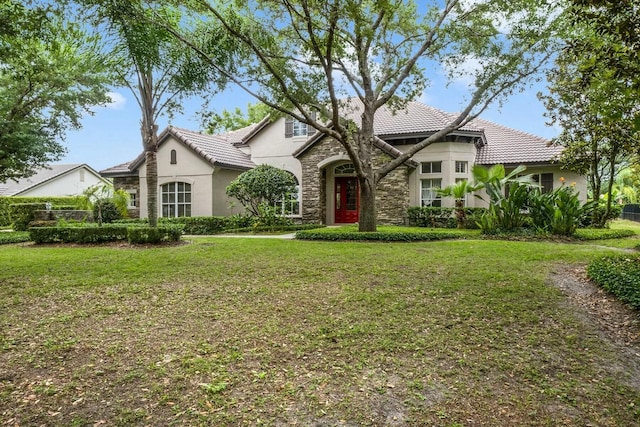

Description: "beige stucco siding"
398 141 478 208
212 168 245 216
246 117 303 180
138 136 244 218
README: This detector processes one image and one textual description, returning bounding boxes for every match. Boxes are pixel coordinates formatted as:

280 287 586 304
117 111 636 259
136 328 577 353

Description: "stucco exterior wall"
244 117 304 180
399 141 478 208
20 167 107 197
138 136 244 218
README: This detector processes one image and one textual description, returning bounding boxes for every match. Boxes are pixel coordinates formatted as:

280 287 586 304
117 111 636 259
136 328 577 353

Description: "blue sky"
61 80 557 173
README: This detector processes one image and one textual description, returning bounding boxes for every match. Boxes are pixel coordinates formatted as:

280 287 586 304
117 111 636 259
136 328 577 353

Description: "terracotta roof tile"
168 127 255 170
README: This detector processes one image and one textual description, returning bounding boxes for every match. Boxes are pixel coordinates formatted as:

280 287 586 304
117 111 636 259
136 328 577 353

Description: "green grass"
1 234 639 425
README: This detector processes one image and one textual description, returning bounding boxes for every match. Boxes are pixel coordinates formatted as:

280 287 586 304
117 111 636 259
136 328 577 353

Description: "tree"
77 0 236 227
167 0 564 231
540 1 640 226
0 0 111 182
226 165 297 216
204 102 274 134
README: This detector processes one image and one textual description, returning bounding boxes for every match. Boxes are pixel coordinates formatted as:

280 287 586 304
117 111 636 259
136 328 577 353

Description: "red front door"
335 177 359 223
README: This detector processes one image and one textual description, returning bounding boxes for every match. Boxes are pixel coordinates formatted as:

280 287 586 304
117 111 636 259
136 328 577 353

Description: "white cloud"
102 91 127 110
443 54 485 87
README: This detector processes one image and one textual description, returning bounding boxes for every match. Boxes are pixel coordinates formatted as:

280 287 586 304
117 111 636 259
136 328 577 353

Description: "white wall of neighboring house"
19 167 107 196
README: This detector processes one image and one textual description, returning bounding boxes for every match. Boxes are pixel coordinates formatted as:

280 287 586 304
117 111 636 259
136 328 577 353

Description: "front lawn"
1 237 639 425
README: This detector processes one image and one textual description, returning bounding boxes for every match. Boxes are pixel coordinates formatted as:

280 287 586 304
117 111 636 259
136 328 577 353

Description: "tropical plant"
81 184 129 226
226 165 297 217
437 180 479 228
472 164 532 233
528 184 594 236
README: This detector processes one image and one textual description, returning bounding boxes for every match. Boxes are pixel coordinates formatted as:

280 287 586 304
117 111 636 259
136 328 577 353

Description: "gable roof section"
0 164 106 196
100 161 136 178
473 118 562 165
124 126 255 173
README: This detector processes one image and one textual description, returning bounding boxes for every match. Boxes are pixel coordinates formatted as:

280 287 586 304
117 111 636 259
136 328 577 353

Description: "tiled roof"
339 98 483 136
168 127 255 170
100 161 135 177
472 118 562 165
119 126 255 173
0 164 94 196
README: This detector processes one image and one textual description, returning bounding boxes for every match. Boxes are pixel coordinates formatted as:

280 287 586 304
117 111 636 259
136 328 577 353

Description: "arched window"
170 149 177 164
161 182 191 217
334 163 355 175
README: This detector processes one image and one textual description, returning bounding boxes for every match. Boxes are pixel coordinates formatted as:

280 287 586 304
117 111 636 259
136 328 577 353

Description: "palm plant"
438 179 479 228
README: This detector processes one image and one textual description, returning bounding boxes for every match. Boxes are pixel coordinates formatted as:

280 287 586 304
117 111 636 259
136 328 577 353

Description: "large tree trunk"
358 175 377 232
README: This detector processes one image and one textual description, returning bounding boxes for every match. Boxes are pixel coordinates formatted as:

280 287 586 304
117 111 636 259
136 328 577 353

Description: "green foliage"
407 207 486 229
127 225 183 244
438 180 480 228
204 102 274 134
574 228 635 240
479 182 531 234
0 1 112 181
296 226 474 242
581 202 622 228
0 231 30 245
528 185 594 236
588 254 640 309
82 184 129 225
9 203 46 231
226 165 297 216
29 224 182 244
252 204 292 229
93 201 121 224
0 196 84 227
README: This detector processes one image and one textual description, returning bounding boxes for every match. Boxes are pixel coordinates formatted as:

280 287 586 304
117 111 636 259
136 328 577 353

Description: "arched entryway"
332 163 359 224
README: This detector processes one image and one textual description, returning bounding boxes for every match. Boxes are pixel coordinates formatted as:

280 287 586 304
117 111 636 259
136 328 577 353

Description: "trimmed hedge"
0 196 85 226
10 203 46 231
573 228 636 241
29 225 183 244
0 231 31 245
407 206 486 229
588 254 640 310
295 227 473 242
115 215 254 235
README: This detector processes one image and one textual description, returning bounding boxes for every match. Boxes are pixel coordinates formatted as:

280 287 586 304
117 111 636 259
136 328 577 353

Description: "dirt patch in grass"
548 265 640 388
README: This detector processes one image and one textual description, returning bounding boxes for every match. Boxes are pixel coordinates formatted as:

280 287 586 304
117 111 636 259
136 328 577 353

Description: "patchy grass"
1 238 639 426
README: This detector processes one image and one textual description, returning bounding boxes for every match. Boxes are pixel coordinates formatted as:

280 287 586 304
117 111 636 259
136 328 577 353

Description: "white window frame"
421 161 442 174
421 178 442 207
127 191 137 208
455 161 467 174
161 182 192 217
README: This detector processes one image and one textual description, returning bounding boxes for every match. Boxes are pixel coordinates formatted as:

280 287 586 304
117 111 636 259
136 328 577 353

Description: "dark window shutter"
541 173 553 193
285 117 293 138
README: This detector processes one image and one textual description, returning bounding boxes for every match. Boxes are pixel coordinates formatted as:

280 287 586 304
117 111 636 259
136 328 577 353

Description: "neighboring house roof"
0 164 107 196
108 126 256 176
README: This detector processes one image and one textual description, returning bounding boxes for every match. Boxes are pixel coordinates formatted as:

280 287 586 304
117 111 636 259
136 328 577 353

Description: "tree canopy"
0 0 112 182
169 0 565 231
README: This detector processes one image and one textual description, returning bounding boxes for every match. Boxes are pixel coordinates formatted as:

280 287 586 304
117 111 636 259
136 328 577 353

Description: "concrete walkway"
185 233 297 239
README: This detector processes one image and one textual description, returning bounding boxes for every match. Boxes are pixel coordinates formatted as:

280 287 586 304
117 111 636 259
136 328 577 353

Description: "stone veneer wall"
298 138 411 225
113 176 140 219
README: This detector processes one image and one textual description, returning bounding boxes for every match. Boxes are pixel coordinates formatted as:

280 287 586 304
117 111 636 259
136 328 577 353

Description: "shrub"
580 203 623 228
94 201 122 224
0 231 31 245
127 225 183 244
528 185 593 236
587 254 640 309
9 203 46 231
296 227 472 242
30 225 129 243
252 204 292 229
29 224 183 244
407 207 455 228
574 228 636 240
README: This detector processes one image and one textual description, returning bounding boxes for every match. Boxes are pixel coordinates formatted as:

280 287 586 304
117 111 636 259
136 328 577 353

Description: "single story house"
0 163 110 197
101 100 586 224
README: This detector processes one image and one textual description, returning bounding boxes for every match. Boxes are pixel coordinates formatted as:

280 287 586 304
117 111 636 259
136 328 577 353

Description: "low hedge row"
29 225 183 244
0 231 31 245
295 228 472 242
587 254 640 310
406 207 486 229
573 228 636 241
115 215 253 235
